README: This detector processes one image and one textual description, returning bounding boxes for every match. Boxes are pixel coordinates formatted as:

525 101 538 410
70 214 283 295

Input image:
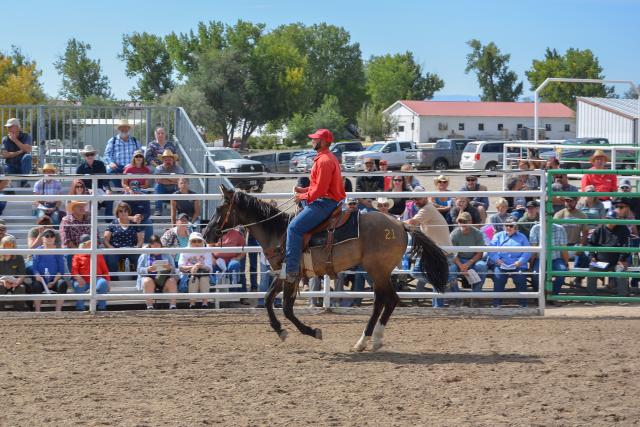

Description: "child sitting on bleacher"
177 232 213 309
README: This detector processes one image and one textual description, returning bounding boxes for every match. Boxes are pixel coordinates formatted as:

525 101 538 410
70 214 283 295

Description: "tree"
268 23 367 119
356 104 397 141
120 32 174 101
526 48 614 107
308 95 348 139
623 83 639 99
0 46 45 104
54 38 111 101
286 112 312 144
465 39 523 102
365 52 444 110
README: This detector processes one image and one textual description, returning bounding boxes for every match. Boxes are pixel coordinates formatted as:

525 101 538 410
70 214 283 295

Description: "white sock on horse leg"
372 322 385 351
353 332 369 352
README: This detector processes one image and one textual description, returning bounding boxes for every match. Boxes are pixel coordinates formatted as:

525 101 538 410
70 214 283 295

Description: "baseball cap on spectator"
504 216 519 225
78 234 91 245
584 185 596 192
563 195 577 201
4 118 20 128
42 229 57 238
612 197 632 207
307 129 333 143
606 210 617 219
176 213 190 222
189 232 205 242
620 179 632 189
526 200 540 208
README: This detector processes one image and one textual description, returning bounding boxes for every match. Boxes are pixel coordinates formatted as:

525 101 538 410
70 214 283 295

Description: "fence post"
89 177 99 313
37 105 46 168
145 109 152 145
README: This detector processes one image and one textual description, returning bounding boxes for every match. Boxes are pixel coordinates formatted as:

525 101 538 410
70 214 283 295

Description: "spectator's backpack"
109 135 139 148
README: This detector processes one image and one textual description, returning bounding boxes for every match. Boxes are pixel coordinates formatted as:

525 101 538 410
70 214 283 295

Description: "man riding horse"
284 129 346 285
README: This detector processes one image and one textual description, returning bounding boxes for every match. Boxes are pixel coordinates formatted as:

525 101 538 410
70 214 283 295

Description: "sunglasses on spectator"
615 205 628 209
364 162 373 165
134 155 144 159
466 177 477 182
393 178 403 182
84 153 96 157
75 185 85 188
378 203 389 207
438 180 448 183
457 221 469 225
504 224 516 228
117 209 128 213
43 234 56 238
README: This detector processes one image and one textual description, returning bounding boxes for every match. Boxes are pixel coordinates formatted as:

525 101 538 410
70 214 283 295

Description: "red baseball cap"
308 129 334 143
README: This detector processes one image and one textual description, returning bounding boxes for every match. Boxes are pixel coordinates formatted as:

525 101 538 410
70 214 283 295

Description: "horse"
203 186 449 351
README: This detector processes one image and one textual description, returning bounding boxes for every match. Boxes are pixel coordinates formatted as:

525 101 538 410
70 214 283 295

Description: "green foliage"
309 95 348 138
162 84 218 134
248 134 279 149
465 39 523 102
0 46 46 104
120 32 174 101
365 52 444 110
624 84 639 99
356 104 397 141
54 38 111 101
286 112 312 145
526 48 614 107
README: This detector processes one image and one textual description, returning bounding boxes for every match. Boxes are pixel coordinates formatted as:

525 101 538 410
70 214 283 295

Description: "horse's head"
203 185 238 244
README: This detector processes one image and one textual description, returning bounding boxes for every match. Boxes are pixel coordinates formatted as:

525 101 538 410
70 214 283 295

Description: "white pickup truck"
342 141 415 171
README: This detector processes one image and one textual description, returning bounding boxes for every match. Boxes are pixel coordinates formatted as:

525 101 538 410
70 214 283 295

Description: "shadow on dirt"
313 350 542 365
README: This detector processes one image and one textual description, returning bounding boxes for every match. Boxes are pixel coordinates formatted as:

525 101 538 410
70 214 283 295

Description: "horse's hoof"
352 337 369 352
278 330 288 341
371 341 384 352
314 328 323 340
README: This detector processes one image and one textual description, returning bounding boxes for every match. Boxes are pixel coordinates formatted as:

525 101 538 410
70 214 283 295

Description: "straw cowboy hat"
116 119 133 130
372 196 394 210
80 144 97 155
161 149 178 160
433 174 449 184
590 149 609 162
41 163 58 173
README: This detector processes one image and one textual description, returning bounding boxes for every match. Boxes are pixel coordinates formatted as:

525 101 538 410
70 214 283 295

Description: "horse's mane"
233 191 292 236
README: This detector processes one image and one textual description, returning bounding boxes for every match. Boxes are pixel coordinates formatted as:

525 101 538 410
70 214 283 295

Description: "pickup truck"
245 150 302 176
207 147 266 192
342 141 415 171
405 138 475 170
538 138 637 169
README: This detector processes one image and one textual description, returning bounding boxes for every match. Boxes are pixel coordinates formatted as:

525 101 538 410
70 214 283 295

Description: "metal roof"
577 97 640 119
386 100 575 118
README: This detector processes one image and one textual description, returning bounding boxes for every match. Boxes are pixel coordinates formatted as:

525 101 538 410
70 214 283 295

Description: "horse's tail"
405 226 449 293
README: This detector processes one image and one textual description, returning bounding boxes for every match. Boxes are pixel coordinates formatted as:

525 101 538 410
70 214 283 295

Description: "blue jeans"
258 261 281 306
492 266 528 307
73 278 109 310
107 164 125 189
212 259 242 285
449 257 488 292
285 198 339 274
136 217 153 243
532 258 567 294
5 153 32 184
248 236 259 291
153 183 177 213
412 256 456 307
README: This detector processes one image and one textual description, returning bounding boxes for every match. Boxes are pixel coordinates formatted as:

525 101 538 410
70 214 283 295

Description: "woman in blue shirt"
31 229 68 312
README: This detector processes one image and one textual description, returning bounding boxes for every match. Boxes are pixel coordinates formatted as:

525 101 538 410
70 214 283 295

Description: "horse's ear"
219 185 234 200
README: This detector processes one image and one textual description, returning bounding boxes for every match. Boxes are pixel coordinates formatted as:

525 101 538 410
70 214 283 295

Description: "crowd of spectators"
1 117 639 310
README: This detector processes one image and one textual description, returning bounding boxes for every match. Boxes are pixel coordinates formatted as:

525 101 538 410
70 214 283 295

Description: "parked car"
342 141 415 171
406 138 475 170
245 150 302 177
539 138 637 169
207 147 266 192
329 141 364 164
289 150 318 173
460 141 510 171
45 148 82 174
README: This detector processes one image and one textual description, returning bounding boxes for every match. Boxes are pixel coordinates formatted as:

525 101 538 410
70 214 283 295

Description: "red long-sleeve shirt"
299 149 346 203
581 168 617 199
71 254 111 283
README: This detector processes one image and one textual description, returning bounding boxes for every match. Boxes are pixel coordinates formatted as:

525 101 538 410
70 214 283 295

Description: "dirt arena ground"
1 310 639 426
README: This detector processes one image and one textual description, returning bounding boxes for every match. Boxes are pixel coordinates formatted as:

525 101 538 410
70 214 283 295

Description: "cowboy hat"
161 149 178 160
80 144 97 154
372 196 394 210
590 150 609 162
68 200 88 211
116 119 133 130
41 163 58 173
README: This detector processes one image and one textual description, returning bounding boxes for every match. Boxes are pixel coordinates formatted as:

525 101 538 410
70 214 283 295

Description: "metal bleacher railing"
0 170 549 315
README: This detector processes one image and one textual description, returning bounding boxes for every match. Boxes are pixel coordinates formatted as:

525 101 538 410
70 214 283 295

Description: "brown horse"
203 186 448 351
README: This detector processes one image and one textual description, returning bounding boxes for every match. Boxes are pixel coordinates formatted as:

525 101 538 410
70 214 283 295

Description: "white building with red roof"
383 100 575 143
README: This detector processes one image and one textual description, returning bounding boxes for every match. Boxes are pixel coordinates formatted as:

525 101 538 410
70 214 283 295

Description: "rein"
216 194 297 235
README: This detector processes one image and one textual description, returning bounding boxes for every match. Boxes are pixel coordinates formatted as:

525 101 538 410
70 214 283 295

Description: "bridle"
215 193 297 236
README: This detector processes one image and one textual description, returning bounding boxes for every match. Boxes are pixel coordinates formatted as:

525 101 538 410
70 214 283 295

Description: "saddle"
301 203 359 278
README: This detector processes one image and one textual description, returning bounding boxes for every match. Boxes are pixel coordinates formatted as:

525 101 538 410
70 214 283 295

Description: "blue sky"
3 0 639 100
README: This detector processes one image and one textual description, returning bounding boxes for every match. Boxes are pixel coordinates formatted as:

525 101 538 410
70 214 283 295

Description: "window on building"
517 123 523 129
497 124 504 131
397 125 405 132
545 124 552 131
564 124 571 132
411 122 414 130
478 123 484 131
458 123 465 131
